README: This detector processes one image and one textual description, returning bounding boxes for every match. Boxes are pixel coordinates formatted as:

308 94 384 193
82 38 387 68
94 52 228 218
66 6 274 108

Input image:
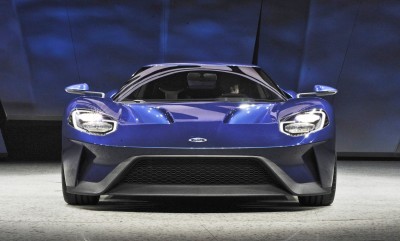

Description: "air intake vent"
123 157 276 185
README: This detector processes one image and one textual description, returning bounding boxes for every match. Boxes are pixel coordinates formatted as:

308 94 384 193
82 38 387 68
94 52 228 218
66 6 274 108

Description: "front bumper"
62 138 336 197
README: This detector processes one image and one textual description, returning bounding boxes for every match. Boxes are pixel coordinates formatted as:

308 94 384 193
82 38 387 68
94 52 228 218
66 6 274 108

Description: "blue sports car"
62 63 337 206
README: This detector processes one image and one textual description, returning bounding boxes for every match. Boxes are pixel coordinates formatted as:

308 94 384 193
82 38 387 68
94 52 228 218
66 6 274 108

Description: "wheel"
298 164 336 206
62 166 100 205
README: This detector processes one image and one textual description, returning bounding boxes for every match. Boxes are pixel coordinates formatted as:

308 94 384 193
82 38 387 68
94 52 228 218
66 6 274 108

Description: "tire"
298 164 336 207
62 166 100 205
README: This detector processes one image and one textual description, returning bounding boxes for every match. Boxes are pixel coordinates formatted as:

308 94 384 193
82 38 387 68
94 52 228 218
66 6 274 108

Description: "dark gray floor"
0 161 399 241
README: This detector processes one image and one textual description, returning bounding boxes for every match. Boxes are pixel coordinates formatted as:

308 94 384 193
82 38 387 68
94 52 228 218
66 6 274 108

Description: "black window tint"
125 71 282 102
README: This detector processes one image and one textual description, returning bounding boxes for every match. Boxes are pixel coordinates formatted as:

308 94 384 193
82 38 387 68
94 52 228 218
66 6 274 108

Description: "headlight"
279 109 328 136
68 109 117 135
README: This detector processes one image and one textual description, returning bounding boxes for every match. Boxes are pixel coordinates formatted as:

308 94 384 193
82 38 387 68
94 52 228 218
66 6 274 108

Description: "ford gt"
62 63 337 206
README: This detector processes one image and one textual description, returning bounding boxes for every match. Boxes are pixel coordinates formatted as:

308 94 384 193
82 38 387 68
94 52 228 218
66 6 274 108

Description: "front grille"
122 157 276 185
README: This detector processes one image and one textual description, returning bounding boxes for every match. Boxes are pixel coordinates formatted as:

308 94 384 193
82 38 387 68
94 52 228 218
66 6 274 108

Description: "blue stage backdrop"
0 0 399 155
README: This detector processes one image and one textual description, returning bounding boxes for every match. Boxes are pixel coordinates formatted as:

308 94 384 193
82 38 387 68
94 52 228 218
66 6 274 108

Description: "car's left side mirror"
297 85 337 98
65 83 105 98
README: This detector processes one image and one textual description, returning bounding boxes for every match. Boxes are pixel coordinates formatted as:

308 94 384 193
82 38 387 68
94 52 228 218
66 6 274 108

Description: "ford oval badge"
188 137 207 143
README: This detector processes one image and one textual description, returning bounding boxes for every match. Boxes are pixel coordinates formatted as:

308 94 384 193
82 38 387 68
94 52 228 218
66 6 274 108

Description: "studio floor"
0 161 399 241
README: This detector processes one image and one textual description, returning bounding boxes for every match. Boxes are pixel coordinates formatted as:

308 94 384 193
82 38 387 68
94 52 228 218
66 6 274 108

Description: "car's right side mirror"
297 85 337 98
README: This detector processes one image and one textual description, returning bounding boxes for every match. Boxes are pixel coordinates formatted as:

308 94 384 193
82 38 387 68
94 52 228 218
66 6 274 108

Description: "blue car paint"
64 97 334 148
62 63 336 197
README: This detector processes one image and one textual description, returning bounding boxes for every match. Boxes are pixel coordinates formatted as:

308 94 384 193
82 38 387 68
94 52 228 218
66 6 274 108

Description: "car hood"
108 102 285 148
120 102 279 125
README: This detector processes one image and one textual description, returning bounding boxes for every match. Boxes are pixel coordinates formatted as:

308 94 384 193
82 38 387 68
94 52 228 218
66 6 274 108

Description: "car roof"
112 62 288 102
144 62 260 68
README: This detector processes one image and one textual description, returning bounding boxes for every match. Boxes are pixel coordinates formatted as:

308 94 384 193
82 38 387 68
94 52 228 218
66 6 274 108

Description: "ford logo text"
188 137 207 143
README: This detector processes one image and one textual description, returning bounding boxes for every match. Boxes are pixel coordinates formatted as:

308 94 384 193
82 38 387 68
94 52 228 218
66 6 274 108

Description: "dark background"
0 0 399 159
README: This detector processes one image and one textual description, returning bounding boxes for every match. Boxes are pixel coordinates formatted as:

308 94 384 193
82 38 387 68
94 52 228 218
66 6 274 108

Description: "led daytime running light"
279 109 327 136
69 109 117 135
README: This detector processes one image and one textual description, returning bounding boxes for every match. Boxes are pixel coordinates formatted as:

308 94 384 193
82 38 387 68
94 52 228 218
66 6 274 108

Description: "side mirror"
65 83 105 98
297 85 337 98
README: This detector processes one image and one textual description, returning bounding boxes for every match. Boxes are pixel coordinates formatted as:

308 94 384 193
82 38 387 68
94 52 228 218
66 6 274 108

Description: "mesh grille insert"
122 158 276 185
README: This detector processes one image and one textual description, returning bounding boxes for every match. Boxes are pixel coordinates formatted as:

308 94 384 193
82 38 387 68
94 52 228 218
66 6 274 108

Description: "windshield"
118 69 285 102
